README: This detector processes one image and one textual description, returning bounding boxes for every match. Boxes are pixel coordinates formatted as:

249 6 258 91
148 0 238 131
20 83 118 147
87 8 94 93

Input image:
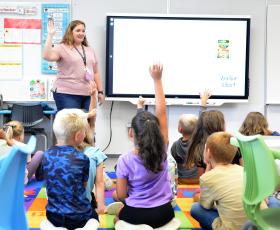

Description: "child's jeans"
190 202 219 230
268 196 280 208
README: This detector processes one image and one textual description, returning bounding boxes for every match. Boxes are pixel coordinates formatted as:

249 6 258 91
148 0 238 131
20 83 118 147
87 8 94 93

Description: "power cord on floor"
102 101 114 152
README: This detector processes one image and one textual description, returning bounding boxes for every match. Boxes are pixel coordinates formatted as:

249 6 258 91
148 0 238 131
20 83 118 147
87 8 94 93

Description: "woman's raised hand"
48 18 56 36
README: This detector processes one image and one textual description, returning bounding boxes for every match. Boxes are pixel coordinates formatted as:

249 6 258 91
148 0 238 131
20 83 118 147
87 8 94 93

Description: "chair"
233 132 280 230
0 136 36 230
11 103 48 150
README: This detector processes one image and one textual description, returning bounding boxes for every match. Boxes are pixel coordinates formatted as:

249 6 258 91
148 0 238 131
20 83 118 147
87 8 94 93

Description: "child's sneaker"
107 202 124 215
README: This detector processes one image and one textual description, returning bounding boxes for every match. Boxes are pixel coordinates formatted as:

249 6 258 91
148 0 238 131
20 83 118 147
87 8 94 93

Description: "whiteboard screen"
106 15 250 100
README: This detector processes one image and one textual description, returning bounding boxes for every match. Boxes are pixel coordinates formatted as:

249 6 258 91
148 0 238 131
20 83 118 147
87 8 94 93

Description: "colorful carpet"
25 172 201 229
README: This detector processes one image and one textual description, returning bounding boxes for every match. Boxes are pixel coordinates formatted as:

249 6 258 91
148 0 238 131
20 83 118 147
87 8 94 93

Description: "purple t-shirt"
116 152 172 208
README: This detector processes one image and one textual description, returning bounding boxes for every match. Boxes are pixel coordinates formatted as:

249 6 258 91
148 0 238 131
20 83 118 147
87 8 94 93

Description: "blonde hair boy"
178 114 198 136
53 108 88 144
43 108 99 229
171 114 198 183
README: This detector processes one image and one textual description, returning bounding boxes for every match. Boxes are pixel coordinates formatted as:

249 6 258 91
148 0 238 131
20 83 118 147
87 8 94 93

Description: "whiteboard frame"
105 13 251 105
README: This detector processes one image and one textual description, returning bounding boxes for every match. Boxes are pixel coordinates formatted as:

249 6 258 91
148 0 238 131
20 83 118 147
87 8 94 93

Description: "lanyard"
74 45 86 66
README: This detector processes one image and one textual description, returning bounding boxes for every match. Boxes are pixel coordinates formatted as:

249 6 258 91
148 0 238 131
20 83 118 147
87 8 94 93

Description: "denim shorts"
53 92 90 112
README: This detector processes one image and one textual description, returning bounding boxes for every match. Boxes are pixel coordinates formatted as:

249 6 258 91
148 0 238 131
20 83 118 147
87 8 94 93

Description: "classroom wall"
71 0 269 155
4 0 273 155
0 0 71 102
266 0 280 131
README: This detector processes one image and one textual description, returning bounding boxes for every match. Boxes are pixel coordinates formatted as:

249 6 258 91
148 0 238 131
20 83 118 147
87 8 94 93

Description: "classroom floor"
24 169 202 230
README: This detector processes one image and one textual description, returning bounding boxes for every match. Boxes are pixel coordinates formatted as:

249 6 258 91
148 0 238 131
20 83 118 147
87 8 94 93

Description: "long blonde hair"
4 120 24 139
61 20 89 47
77 126 95 152
239 112 269 136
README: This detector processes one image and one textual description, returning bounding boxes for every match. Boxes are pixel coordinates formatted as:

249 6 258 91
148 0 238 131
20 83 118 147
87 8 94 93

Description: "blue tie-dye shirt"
42 145 92 219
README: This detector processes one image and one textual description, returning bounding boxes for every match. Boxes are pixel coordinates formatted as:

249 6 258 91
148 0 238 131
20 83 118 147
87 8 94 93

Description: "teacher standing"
43 19 104 111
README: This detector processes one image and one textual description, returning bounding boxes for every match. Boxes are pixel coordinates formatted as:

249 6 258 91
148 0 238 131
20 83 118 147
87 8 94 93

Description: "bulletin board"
0 1 71 102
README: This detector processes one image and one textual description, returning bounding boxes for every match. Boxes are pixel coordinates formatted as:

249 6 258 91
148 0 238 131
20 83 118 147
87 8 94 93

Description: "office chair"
233 132 280 230
11 103 48 150
0 136 36 230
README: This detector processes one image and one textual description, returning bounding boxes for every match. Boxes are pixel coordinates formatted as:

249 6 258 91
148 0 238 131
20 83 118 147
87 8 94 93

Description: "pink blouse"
53 44 98 96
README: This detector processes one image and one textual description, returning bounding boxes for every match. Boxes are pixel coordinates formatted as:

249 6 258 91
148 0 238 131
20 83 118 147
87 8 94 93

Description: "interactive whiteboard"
106 14 250 104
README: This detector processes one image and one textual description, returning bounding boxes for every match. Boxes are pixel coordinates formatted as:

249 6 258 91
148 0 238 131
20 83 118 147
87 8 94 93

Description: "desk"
0 109 56 146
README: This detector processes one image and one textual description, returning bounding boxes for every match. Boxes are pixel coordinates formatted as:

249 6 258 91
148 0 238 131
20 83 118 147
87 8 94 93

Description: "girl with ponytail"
113 64 174 228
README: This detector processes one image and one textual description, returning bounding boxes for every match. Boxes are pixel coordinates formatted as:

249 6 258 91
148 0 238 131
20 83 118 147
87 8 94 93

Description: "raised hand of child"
149 64 163 81
200 89 211 107
137 96 145 109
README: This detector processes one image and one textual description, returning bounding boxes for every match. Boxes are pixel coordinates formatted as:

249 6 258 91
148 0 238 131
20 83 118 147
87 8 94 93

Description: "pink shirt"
53 44 98 96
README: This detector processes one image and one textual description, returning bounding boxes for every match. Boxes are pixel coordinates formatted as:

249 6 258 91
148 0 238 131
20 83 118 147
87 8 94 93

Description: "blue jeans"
190 202 219 230
53 92 90 112
242 221 258 230
268 196 280 208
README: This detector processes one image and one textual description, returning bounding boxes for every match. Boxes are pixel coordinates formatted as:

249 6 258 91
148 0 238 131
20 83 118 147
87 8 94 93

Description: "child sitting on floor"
3 120 44 184
113 64 175 228
171 90 210 184
239 111 280 208
190 131 247 230
111 95 178 206
185 108 242 176
42 108 99 230
239 111 280 136
171 114 198 183
137 96 178 203
77 125 107 214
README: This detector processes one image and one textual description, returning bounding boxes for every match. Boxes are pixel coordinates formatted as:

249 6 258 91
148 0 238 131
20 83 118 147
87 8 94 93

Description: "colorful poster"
41 3 70 74
4 18 41 44
29 79 46 99
217 40 230 59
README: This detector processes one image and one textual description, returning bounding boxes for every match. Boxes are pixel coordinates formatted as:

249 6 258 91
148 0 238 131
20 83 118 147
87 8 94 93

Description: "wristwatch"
98 91 104 95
